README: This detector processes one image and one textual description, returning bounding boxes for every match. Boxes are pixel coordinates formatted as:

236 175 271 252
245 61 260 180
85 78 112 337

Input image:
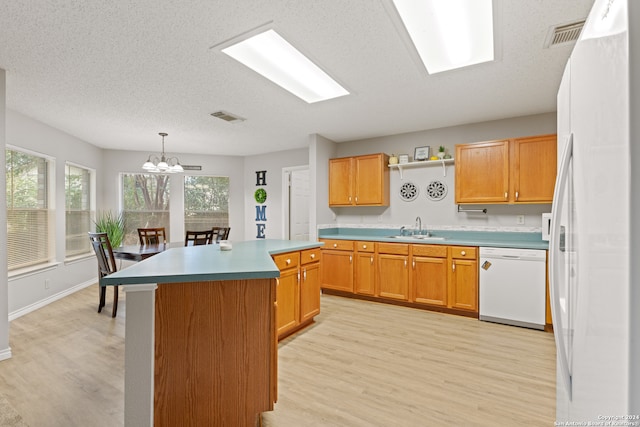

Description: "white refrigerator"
551 0 640 423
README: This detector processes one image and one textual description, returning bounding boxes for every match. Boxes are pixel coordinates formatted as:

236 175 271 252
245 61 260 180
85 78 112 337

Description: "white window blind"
6 148 53 271
65 163 94 258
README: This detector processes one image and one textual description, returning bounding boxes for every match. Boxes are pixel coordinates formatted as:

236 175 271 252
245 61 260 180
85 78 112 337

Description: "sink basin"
387 235 446 241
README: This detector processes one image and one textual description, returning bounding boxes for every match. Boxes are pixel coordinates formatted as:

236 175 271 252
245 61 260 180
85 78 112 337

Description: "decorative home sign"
255 170 267 238
414 146 430 161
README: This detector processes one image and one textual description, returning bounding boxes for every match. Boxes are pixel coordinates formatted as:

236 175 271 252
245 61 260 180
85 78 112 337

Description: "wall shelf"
389 158 454 179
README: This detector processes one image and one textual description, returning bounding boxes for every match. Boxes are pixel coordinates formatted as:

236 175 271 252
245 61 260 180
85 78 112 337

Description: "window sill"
8 262 61 281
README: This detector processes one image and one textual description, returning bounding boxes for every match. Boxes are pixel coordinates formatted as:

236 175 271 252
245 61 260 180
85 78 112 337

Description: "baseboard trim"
0 347 12 362
8 279 97 321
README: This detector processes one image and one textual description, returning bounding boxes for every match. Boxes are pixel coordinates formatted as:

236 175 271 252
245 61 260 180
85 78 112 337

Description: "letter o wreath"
254 188 267 204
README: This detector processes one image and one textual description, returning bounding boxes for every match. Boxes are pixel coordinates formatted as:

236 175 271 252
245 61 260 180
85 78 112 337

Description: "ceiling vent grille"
210 110 245 123
544 20 585 48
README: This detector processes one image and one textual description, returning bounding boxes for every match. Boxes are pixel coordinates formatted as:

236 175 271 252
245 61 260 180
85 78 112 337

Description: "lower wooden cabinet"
378 243 410 301
273 248 321 339
448 247 478 312
412 245 448 307
319 239 354 292
355 241 376 295
320 239 479 316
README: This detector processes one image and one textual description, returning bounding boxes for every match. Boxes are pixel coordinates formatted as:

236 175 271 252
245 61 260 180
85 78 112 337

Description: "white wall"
329 113 557 231
243 148 308 240
310 134 338 240
5 110 103 318
0 70 9 360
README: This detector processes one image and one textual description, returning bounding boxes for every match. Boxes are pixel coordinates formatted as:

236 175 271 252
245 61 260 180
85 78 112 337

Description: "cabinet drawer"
301 248 321 264
412 244 447 258
272 252 300 270
377 242 409 255
450 246 477 259
320 239 354 251
356 241 375 253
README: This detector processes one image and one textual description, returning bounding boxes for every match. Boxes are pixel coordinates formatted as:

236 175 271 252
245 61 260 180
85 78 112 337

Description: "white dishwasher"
479 247 546 330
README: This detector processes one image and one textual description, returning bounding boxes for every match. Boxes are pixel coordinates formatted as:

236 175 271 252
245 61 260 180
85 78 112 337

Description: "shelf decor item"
438 145 446 159
398 154 410 164
414 146 430 161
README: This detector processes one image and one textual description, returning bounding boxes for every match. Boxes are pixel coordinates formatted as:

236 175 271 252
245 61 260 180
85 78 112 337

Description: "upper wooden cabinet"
329 153 390 206
455 134 557 204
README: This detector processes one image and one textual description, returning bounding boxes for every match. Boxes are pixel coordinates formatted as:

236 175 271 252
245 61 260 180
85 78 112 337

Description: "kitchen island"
100 239 323 427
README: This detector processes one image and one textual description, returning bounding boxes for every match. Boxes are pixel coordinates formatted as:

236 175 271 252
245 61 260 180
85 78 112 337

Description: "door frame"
282 165 310 240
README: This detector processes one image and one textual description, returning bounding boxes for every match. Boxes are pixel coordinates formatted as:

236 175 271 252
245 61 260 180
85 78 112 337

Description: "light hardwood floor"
0 285 557 426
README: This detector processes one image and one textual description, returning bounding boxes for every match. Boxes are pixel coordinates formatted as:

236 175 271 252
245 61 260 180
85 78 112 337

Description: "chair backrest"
88 232 117 278
185 229 214 246
138 227 166 245
211 227 231 243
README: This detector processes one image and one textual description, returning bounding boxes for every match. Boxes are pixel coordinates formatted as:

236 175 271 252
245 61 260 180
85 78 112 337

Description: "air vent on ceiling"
210 110 245 123
544 20 585 48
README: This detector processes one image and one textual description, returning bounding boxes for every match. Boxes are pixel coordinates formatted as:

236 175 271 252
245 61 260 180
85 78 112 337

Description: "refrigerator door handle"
550 133 574 400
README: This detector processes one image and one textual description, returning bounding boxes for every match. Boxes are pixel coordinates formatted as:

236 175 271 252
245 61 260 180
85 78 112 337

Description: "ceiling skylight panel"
222 29 349 103
391 0 495 74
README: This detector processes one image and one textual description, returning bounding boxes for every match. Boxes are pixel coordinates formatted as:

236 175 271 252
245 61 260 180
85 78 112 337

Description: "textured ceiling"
0 0 593 156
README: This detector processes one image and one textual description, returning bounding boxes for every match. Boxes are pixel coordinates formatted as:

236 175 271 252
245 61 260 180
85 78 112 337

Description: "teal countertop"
318 228 548 250
101 239 324 286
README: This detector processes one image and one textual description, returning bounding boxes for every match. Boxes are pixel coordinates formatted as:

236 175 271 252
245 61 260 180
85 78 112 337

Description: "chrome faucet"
400 225 406 236
415 216 422 235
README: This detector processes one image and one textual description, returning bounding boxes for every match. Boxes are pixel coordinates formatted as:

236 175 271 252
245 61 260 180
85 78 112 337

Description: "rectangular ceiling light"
391 0 495 74
221 29 349 103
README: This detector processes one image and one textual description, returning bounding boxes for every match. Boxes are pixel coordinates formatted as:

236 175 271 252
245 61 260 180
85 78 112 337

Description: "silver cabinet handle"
461 251 466 256
362 244 367 249
516 191 519 200
333 243 338 248
504 192 508 199
349 255 352 264
286 258 291 265
452 261 456 272
404 258 407 268
303 268 307 281
310 253 315 259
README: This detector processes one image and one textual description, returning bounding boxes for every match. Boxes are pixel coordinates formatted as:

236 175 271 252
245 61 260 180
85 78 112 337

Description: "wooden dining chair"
88 232 119 317
212 227 231 243
138 227 167 245
184 229 214 246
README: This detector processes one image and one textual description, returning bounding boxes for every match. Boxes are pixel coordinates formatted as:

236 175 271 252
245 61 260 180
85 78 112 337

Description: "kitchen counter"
101 239 324 286
103 239 323 426
318 227 548 250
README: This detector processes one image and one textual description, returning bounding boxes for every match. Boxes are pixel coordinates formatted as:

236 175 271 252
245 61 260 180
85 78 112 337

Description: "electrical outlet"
44 279 50 289
516 215 525 225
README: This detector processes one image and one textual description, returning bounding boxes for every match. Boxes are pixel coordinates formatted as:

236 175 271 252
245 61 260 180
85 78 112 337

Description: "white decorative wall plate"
426 180 447 201
399 181 419 202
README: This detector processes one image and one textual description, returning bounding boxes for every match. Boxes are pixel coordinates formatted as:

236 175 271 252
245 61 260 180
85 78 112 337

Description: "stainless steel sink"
387 235 446 241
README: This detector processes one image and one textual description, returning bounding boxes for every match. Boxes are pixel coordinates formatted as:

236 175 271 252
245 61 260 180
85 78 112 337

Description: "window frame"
64 161 96 260
183 174 230 232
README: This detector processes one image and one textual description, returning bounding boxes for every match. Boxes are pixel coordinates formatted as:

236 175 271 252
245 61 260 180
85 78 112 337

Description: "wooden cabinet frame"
329 153 390 207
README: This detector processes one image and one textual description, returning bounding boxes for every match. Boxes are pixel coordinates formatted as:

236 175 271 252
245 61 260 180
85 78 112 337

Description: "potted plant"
94 210 125 248
437 145 446 159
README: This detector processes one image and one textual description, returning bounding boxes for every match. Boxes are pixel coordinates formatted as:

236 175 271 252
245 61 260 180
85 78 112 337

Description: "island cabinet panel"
300 249 321 324
411 244 448 307
320 239 354 292
354 241 376 296
272 249 321 340
328 153 389 207
154 279 276 427
378 243 410 301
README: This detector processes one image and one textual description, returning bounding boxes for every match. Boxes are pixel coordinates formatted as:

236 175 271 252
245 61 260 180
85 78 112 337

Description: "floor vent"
544 20 585 48
210 110 245 123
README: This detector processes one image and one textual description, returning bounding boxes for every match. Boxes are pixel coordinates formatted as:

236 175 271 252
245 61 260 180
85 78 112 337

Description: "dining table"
112 242 178 262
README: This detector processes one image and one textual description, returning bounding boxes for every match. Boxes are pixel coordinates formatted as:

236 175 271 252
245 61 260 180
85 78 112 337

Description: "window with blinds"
121 173 170 245
184 176 229 231
65 163 94 258
6 148 53 271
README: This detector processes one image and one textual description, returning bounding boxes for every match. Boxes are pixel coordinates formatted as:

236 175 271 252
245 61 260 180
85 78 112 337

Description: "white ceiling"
0 0 593 157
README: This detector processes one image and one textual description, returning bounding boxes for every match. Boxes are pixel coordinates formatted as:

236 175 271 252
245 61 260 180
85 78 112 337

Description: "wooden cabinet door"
354 153 389 206
320 250 354 292
329 157 353 206
355 252 376 295
276 267 299 336
300 262 320 324
378 254 409 301
511 134 557 203
412 256 447 306
455 140 510 204
449 258 478 312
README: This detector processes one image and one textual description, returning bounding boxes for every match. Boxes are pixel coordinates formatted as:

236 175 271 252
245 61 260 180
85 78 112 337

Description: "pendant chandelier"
142 132 184 173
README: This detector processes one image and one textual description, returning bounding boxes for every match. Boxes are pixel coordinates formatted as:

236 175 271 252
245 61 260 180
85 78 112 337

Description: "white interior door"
286 168 310 241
